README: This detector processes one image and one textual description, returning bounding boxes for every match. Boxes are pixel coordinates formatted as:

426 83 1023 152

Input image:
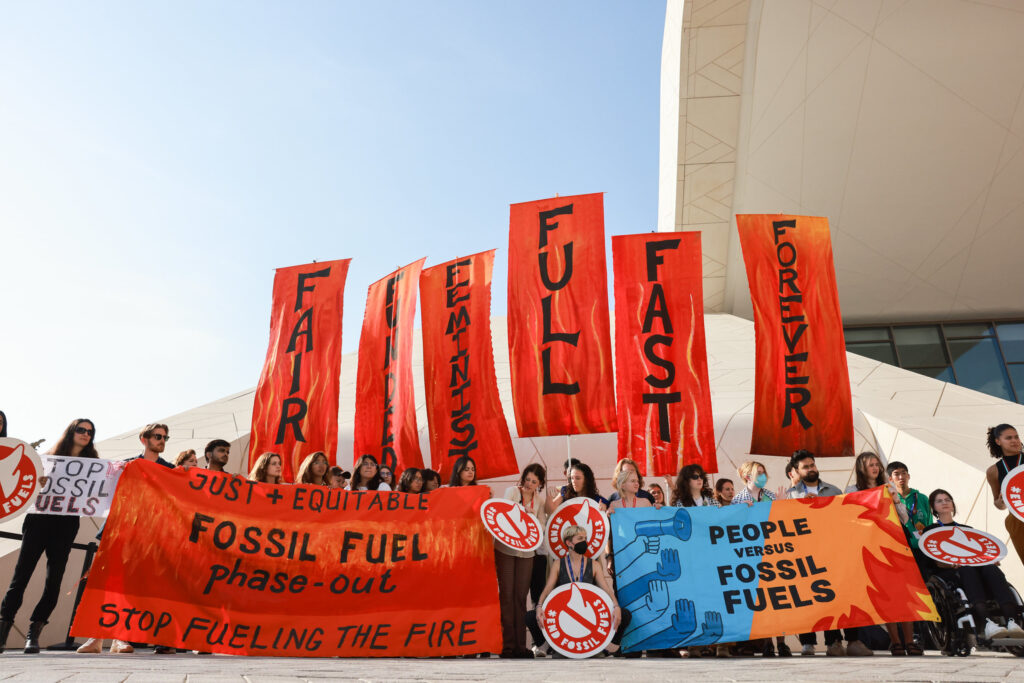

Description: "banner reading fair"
736 215 853 458
507 193 616 437
71 461 502 657
611 232 716 476
354 259 427 472
609 487 937 651
420 251 517 481
249 259 351 481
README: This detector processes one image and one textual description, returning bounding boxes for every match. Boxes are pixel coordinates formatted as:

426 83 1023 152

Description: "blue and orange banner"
71 461 502 657
610 487 937 650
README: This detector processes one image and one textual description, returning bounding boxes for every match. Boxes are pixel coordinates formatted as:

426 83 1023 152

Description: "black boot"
0 618 13 653
24 621 43 654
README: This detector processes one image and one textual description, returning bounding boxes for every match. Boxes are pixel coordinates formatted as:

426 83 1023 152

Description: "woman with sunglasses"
378 465 396 490
1 418 98 654
670 464 718 508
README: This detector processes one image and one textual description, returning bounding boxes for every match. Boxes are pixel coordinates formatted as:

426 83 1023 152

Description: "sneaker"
1006 619 1024 638
826 641 846 657
532 644 549 658
801 643 816 656
76 638 102 654
109 639 134 654
984 619 1009 640
846 640 873 656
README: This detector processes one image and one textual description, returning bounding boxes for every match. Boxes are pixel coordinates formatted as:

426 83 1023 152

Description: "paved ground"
1 650 1024 682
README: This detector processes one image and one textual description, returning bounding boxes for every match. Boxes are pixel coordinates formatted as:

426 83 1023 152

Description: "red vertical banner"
736 214 854 458
248 259 350 481
507 193 617 437
420 251 518 481
611 233 716 475
353 259 426 472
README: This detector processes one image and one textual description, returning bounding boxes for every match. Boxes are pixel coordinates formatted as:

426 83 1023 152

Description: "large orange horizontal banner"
71 461 502 657
736 215 854 458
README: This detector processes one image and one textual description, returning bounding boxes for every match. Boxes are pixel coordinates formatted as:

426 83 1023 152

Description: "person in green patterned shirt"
884 461 932 655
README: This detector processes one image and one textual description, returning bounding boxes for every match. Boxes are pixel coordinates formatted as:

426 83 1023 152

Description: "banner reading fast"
71 461 502 657
610 487 937 651
736 215 854 458
420 251 517 481
611 232 716 476
249 259 351 481
507 193 617 437
354 259 427 472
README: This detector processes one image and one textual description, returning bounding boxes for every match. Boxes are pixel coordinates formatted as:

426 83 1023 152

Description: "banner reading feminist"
736 215 854 458
609 487 938 651
249 259 351 481
71 461 502 657
507 193 616 436
354 259 426 472
612 232 716 476
420 251 518 481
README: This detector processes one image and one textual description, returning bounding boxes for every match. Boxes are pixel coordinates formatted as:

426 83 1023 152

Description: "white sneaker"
801 643 816 656
1006 619 1024 638
984 619 1009 639
532 644 549 658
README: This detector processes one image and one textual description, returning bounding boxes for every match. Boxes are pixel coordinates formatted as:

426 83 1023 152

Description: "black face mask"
572 541 588 555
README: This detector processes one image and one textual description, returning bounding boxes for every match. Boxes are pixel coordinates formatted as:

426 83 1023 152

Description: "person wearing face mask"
495 464 548 658
526 525 627 657
731 461 777 505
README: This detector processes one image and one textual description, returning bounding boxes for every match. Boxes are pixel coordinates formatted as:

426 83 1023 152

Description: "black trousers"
936 566 1020 621
529 555 547 606
799 629 841 646
0 514 80 624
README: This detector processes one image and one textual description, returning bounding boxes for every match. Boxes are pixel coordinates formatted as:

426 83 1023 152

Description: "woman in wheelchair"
924 489 1024 642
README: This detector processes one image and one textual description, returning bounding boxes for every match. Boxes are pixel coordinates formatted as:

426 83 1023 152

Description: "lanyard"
565 555 586 583
1002 454 1023 475
800 482 815 495
903 492 917 517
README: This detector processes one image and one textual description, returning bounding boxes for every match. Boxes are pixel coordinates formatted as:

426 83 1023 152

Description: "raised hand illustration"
630 598 697 651
618 549 681 607
680 610 724 646
615 535 662 576
622 580 672 641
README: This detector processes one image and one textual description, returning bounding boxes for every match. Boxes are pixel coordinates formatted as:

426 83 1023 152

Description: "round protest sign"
479 498 542 552
1000 464 1024 524
545 498 609 559
0 438 43 523
540 582 616 658
919 525 1006 567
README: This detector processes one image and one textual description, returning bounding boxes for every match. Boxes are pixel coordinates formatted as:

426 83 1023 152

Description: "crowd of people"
1 414 1024 661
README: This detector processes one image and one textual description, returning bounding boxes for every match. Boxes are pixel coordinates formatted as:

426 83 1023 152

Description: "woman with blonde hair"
296 451 330 486
249 452 284 484
731 461 777 505
174 449 198 469
608 468 653 511
607 458 656 506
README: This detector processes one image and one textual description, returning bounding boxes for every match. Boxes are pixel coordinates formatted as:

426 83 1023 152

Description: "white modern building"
3 0 1024 649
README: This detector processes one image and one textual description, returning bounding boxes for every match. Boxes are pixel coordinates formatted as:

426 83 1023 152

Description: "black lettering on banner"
771 221 812 430
378 272 404 470
537 204 581 395
639 239 682 441
444 260 479 463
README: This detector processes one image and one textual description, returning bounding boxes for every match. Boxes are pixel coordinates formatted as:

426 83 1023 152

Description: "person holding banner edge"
296 451 330 486
985 424 1024 566
203 439 231 473
1 418 97 654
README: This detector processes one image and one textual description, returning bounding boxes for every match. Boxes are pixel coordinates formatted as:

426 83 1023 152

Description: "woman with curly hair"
248 452 284 484
985 424 1024 565
670 464 717 507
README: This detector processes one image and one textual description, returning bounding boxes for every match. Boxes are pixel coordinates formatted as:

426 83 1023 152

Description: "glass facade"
844 320 1024 404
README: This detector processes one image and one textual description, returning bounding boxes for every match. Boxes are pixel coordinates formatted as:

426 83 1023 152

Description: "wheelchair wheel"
1008 646 1024 657
927 575 970 656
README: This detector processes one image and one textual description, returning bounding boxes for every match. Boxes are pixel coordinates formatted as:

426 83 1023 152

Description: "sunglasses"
74 426 95 436
689 473 704 480
150 433 169 441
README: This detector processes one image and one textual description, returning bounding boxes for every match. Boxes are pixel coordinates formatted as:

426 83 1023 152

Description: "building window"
844 320 1023 404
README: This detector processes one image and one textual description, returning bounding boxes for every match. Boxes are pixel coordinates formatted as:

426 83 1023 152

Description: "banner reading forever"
249 259 351 481
609 487 937 651
736 215 854 458
611 232 716 476
420 251 517 481
354 259 427 472
507 193 617 437
71 461 502 657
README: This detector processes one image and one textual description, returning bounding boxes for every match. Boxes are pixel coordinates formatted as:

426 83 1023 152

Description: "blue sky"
1 1 666 445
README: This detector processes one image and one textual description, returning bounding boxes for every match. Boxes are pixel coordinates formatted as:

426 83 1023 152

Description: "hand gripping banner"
420 251 517 481
609 487 937 651
611 232 716 476
507 193 617 437
735 215 854 458
249 259 351 481
354 259 427 472
71 461 502 657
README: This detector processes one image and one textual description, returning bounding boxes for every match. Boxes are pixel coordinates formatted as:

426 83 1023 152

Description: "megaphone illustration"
634 508 692 542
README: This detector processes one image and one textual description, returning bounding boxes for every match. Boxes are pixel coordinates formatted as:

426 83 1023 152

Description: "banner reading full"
610 487 937 651
507 193 616 437
249 259 350 481
736 215 853 458
71 461 502 657
612 232 716 476
420 251 518 481
354 259 426 472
